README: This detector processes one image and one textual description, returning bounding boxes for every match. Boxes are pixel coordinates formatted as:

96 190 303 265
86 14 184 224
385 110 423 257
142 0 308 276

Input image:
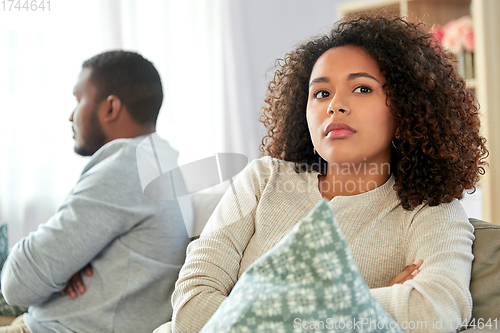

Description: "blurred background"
0 0 497 245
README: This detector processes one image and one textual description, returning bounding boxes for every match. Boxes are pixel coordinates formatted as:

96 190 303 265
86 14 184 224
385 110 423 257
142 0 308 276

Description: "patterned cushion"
0 224 9 270
0 223 28 317
200 200 403 333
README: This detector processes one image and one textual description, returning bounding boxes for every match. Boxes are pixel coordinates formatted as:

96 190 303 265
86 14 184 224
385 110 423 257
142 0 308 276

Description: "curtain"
0 0 263 246
0 1 112 245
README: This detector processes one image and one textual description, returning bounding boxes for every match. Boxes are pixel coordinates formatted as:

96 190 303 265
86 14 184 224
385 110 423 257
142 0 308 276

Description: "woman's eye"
314 90 330 99
354 86 372 93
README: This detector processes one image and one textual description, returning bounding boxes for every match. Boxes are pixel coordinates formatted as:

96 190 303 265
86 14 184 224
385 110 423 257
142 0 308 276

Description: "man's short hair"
82 51 163 125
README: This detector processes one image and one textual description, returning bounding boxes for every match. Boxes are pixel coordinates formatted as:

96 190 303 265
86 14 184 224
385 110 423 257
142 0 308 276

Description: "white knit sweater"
170 156 474 333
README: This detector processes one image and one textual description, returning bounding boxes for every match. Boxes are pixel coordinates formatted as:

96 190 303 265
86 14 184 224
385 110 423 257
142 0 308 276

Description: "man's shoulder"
83 134 177 174
71 134 181 201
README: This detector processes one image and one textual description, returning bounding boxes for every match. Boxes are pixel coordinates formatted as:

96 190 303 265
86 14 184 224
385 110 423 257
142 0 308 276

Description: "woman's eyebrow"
348 72 379 82
309 77 330 88
309 72 379 88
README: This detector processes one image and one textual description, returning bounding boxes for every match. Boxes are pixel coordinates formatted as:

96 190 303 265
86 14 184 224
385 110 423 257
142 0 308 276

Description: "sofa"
190 193 500 332
2 195 498 332
464 218 500 332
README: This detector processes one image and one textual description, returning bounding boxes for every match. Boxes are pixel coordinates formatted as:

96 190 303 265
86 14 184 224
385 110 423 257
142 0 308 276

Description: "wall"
226 0 348 129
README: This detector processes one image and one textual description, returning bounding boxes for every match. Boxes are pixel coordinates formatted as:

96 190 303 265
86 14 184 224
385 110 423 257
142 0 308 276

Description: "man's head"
70 51 163 156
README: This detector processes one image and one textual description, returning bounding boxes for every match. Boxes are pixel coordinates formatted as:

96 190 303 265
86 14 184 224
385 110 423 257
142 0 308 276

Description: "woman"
166 14 487 333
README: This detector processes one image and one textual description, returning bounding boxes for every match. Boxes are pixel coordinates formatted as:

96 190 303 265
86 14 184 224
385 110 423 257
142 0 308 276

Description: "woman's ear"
383 85 391 107
394 126 401 139
103 95 123 123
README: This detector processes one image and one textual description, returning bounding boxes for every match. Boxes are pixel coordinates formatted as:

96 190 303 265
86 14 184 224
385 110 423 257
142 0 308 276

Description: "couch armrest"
468 219 500 327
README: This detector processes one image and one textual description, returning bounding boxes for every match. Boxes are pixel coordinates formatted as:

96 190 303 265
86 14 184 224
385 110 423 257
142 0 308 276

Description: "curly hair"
260 14 488 209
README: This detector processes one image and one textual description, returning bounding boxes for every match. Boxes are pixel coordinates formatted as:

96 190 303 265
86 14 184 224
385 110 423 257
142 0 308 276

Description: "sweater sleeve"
171 158 271 333
1 142 153 307
370 200 474 333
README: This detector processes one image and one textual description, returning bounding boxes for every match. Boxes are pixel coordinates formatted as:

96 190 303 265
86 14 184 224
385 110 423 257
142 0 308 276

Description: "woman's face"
306 46 395 170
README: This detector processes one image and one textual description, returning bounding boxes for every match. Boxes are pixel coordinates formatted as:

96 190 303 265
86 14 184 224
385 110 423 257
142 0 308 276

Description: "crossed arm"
59 264 93 299
1 149 150 307
169 160 472 333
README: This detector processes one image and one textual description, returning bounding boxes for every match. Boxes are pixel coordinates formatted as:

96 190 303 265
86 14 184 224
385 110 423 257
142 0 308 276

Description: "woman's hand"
388 259 423 287
60 264 93 299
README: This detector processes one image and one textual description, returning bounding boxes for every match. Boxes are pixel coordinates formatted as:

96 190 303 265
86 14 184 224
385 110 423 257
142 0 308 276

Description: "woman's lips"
326 129 355 139
324 122 356 139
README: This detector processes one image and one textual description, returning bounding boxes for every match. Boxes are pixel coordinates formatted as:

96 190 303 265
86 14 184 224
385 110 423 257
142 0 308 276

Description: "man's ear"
102 95 123 123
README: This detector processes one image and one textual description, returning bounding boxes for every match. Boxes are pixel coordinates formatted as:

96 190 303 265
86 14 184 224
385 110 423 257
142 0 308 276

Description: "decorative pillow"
0 224 9 270
0 223 28 317
200 200 403 333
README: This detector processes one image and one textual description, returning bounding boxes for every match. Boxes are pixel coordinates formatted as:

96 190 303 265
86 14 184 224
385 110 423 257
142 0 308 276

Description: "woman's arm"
388 259 423 287
371 200 474 333
171 158 270 333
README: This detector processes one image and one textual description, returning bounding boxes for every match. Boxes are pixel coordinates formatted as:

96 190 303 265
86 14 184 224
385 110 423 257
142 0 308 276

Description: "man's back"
2 134 190 333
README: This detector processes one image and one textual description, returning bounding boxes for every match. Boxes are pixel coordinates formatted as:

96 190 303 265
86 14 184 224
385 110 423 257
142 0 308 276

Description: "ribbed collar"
307 172 397 206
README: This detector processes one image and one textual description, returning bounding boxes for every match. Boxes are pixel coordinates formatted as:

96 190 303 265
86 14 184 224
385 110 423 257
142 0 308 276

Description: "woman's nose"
327 93 350 115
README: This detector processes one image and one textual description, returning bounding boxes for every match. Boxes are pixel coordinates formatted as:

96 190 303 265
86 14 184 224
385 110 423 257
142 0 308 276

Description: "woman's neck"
318 162 391 200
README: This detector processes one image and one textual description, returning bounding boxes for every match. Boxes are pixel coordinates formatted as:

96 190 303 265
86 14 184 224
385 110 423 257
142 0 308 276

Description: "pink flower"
441 16 474 54
432 26 444 46
442 20 462 54
456 16 474 52
463 30 474 52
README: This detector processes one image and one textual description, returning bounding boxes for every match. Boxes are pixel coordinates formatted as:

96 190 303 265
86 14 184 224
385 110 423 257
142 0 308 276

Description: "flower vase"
457 51 474 79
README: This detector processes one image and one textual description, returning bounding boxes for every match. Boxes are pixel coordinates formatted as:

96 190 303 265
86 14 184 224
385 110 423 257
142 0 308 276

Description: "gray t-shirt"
1 134 191 333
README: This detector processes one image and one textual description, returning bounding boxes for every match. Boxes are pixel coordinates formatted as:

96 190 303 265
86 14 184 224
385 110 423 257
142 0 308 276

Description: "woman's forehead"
310 46 383 82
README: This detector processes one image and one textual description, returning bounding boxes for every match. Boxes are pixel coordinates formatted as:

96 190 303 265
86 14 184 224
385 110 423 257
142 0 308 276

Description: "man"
1 51 191 332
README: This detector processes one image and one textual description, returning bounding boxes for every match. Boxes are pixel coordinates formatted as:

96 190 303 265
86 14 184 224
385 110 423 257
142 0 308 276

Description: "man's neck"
106 123 156 142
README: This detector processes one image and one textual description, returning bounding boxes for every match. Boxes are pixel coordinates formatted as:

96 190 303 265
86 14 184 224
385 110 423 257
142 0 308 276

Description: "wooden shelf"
466 78 477 88
339 0 471 30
